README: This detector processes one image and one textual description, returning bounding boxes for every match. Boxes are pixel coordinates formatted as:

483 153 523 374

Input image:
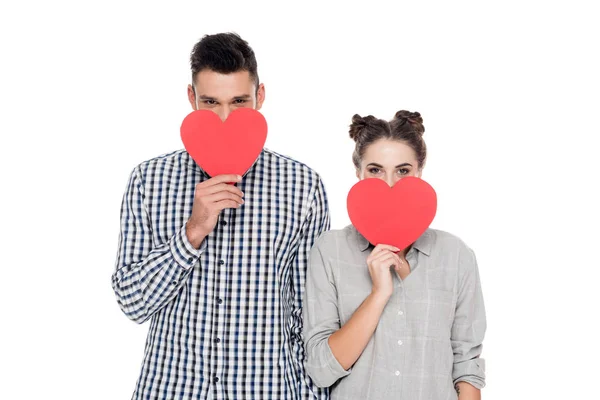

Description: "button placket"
212 208 232 386
394 287 407 380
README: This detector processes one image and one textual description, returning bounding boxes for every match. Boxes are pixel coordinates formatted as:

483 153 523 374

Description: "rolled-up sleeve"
111 167 206 324
303 234 351 388
451 244 487 388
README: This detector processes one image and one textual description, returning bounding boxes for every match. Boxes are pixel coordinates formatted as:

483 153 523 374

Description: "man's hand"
186 174 244 248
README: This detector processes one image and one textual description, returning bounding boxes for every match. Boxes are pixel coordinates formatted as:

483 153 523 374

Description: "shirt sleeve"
111 166 206 324
303 232 351 388
451 244 487 388
290 176 331 399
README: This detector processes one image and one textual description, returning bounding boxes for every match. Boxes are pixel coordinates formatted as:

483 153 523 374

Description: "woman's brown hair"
349 110 427 169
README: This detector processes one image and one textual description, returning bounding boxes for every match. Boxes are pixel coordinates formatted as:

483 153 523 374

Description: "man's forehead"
193 70 257 100
194 69 253 85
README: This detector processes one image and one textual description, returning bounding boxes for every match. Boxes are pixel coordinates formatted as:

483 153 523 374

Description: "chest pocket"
337 260 372 324
404 289 455 340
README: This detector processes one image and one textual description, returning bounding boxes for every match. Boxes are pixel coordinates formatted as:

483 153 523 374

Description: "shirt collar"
354 225 433 256
184 149 265 179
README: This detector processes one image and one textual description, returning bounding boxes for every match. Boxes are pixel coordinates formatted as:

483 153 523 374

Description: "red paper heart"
347 177 437 250
180 108 268 178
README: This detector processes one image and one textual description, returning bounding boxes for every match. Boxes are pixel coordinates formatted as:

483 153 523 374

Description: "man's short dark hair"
190 32 259 89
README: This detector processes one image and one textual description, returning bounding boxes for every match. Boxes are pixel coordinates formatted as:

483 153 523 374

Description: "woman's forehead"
362 139 417 163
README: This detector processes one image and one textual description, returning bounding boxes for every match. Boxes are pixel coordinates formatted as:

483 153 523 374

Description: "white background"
1 0 599 399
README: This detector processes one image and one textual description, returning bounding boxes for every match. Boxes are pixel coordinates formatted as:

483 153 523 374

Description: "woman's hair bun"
349 114 379 142
393 110 425 135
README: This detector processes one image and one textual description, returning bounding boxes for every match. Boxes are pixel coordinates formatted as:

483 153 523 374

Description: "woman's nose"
386 175 402 188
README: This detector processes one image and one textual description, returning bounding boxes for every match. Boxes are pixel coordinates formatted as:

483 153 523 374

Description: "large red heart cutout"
347 177 437 250
180 108 268 178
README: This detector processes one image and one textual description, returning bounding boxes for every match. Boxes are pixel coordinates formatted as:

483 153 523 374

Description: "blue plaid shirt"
112 149 330 399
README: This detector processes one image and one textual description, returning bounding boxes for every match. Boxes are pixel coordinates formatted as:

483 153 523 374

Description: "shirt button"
171 280 178 286
398 310 404 316
221 220 228 226
215 337 221 343
217 298 223 305
398 340 403 345
395 371 400 376
188 257 193 263
218 260 225 266
214 376 219 383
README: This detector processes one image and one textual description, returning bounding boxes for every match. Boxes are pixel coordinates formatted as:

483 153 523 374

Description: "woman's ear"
356 168 361 180
416 169 423 178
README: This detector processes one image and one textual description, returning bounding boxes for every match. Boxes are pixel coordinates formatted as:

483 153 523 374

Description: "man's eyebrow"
197 95 252 101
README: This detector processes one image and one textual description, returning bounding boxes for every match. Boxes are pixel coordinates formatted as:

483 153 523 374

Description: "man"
112 32 330 400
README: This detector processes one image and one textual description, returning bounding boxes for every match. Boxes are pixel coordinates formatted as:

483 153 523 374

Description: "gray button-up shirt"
303 225 486 399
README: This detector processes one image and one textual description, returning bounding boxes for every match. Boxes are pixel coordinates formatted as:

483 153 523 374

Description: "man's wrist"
186 221 207 249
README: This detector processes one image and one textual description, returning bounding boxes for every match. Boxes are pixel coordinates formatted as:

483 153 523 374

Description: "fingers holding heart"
367 248 404 299
368 244 403 267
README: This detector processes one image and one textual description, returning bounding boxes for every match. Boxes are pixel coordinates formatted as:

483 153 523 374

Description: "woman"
303 111 486 399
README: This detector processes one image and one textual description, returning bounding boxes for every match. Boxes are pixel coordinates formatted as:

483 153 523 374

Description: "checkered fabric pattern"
112 149 330 400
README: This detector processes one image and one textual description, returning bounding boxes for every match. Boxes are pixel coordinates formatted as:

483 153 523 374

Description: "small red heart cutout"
180 108 268 178
347 177 437 250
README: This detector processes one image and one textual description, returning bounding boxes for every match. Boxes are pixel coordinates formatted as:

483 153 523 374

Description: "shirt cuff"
324 338 352 380
170 223 206 270
453 358 486 389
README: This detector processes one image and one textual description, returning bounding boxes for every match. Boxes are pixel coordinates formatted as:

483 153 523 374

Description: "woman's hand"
367 244 403 300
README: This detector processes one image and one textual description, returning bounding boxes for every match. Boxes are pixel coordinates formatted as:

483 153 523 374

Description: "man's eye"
204 100 217 105
234 99 247 104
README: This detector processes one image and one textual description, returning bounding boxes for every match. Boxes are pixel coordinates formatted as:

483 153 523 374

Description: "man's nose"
217 106 231 122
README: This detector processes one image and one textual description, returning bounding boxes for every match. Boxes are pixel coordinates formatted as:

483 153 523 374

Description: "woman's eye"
398 168 410 175
368 168 381 174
